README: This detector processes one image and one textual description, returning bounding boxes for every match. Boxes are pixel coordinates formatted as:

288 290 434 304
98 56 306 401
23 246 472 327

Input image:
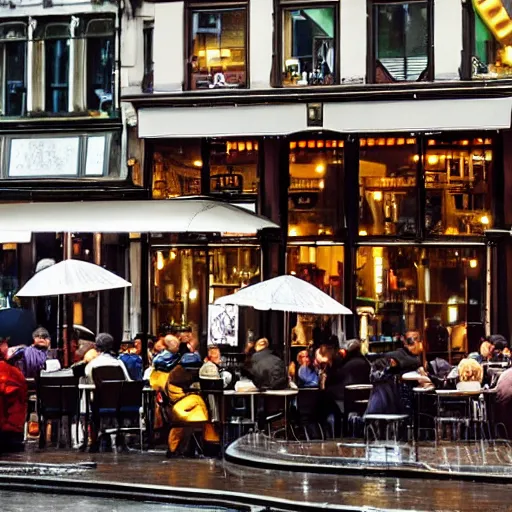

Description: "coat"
247 349 287 390
325 353 370 402
0 361 27 433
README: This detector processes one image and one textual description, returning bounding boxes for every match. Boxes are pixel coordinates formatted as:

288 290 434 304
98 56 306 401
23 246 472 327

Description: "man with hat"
118 338 143 381
18 327 52 379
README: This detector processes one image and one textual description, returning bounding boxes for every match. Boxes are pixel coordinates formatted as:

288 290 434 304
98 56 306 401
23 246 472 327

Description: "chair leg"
38 417 46 449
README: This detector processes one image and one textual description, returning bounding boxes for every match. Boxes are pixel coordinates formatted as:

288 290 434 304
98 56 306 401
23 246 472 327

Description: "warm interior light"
189 288 198 301
170 250 177 261
373 191 383 202
448 305 458 324
413 155 420 163
193 160 203 167
315 164 325 174
156 251 165 270
480 215 490 225
290 271 296 276
319 179 325 189
469 259 478 269
359 230 368 236
289 228 298 237
427 155 439 165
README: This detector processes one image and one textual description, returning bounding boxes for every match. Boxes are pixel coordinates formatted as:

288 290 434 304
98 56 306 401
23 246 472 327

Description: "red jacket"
0 361 27 433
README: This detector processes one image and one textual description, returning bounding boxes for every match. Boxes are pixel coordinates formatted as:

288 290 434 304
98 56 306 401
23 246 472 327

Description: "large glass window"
469 2 512 79
0 244 18 308
0 23 27 117
288 139 343 238
152 141 202 199
359 137 417 236
356 246 484 358
372 1 430 83
425 137 493 236
209 139 258 196
85 19 114 114
188 7 247 90
152 248 206 335
281 5 336 86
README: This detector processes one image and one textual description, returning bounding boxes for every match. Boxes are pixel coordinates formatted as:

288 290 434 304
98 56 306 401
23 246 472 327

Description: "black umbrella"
0 308 37 346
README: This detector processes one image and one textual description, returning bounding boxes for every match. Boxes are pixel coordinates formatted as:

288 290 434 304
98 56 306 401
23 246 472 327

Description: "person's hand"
418 367 427 376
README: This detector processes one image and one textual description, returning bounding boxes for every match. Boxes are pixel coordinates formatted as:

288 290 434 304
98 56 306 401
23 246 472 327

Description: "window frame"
0 21 28 117
184 1 250 92
366 0 434 84
275 0 340 88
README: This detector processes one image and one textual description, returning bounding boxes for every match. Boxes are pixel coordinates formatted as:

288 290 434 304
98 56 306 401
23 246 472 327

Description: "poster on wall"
208 304 239 347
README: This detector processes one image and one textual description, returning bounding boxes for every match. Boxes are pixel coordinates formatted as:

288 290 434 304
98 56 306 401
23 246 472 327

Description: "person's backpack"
0 363 27 433
119 353 143 380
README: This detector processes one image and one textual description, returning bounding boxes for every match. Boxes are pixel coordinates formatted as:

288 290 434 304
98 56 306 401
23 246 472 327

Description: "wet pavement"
0 490 239 512
227 433 512 477
3 448 512 511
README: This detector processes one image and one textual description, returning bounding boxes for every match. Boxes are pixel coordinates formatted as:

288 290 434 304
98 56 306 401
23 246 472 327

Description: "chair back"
296 388 319 422
37 375 79 418
93 380 124 415
344 384 373 417
92 365 126 387
119 381 144 415
199 378 224 393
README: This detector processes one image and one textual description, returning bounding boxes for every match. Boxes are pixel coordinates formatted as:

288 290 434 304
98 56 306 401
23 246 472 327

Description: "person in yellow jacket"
163 362 219 456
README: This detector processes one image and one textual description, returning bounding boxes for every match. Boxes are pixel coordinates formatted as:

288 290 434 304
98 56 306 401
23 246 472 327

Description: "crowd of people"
2 324 512 455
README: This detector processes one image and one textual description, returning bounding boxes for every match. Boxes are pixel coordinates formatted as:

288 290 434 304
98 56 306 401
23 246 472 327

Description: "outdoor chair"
344 384 373 438
290 388 324 441
37 375 79 449
199 377 225 455
364 414 409 443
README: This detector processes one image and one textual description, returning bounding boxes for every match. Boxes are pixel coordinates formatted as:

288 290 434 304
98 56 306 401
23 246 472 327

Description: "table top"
413 386 435 393
345 384 373 390
224 389 298 396
402 371 431 383
78 383 154 392
435 389 483 396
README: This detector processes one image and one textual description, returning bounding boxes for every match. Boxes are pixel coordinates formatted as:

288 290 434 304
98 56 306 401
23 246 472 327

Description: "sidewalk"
226 433 512 480
1 444 512 511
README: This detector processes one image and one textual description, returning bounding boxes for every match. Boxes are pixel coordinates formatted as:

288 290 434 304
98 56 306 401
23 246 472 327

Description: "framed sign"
208 304 238 347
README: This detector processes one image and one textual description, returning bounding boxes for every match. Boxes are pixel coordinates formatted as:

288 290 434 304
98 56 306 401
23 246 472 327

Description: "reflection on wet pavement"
3 449 512 511
227 433 512 475
0 490 239 512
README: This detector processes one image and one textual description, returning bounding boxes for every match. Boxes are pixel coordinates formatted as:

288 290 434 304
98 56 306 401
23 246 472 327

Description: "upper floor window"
0 22 27 117
466 0 512 79
29 15 115 117
142 20 154 93
369 0 432 83
280 3 338 87
187 6 247 90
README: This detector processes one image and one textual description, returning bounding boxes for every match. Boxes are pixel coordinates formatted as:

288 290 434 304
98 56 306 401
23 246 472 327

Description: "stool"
364 414 409 442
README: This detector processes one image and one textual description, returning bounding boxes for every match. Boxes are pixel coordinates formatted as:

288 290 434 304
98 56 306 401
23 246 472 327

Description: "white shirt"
84 352 131 384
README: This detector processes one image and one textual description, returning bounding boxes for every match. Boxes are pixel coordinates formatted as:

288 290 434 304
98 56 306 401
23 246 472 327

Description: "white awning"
138 97 512 138
323 97 512 133
0 197 279 234
139 104 308 138
0 231 31 244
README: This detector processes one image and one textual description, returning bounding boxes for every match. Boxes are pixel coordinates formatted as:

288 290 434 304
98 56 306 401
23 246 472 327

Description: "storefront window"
152 140 202 199
356 246 484 357
209 246 260 302
288 139 343 238
287 244 344 347
188 7 247 90
359 137 417 236
371 1 430 83
281 5 337 86
471 1 512 79
151 248 207 335
425 137 493 236
209 139 258 196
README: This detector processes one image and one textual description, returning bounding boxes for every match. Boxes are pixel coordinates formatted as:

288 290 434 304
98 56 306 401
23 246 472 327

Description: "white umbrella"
16 259 131 297
214 275 352 315
0 197 279 234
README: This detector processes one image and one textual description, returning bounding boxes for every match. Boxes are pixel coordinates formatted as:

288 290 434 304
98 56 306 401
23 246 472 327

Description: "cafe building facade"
119 0 512 360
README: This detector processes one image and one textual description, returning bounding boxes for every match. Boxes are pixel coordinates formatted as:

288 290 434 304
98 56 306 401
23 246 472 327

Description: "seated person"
150 335 181 390
246 338 287 390
17 327 52 379
456 358 483 391
85 333 131 384
296 350 319 388
204 345 232 388
118 339 143 381
490 336 511 363
0 337 27 453
164 362 218 457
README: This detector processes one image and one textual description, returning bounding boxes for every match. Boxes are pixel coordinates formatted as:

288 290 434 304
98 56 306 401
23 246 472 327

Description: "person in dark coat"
246 338 287 390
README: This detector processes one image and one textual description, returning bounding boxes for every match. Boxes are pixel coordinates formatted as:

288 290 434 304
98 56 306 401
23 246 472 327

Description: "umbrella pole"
284 311 290 369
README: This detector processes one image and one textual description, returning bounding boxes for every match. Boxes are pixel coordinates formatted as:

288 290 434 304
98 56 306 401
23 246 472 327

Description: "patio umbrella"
16 259 132 297
214 275 352 315
0 308 37 346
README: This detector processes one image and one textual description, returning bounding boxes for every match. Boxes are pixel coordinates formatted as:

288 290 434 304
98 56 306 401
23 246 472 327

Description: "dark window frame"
273 0 340 88
142 20 154 92
366 0 434 84
184 1 250 91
